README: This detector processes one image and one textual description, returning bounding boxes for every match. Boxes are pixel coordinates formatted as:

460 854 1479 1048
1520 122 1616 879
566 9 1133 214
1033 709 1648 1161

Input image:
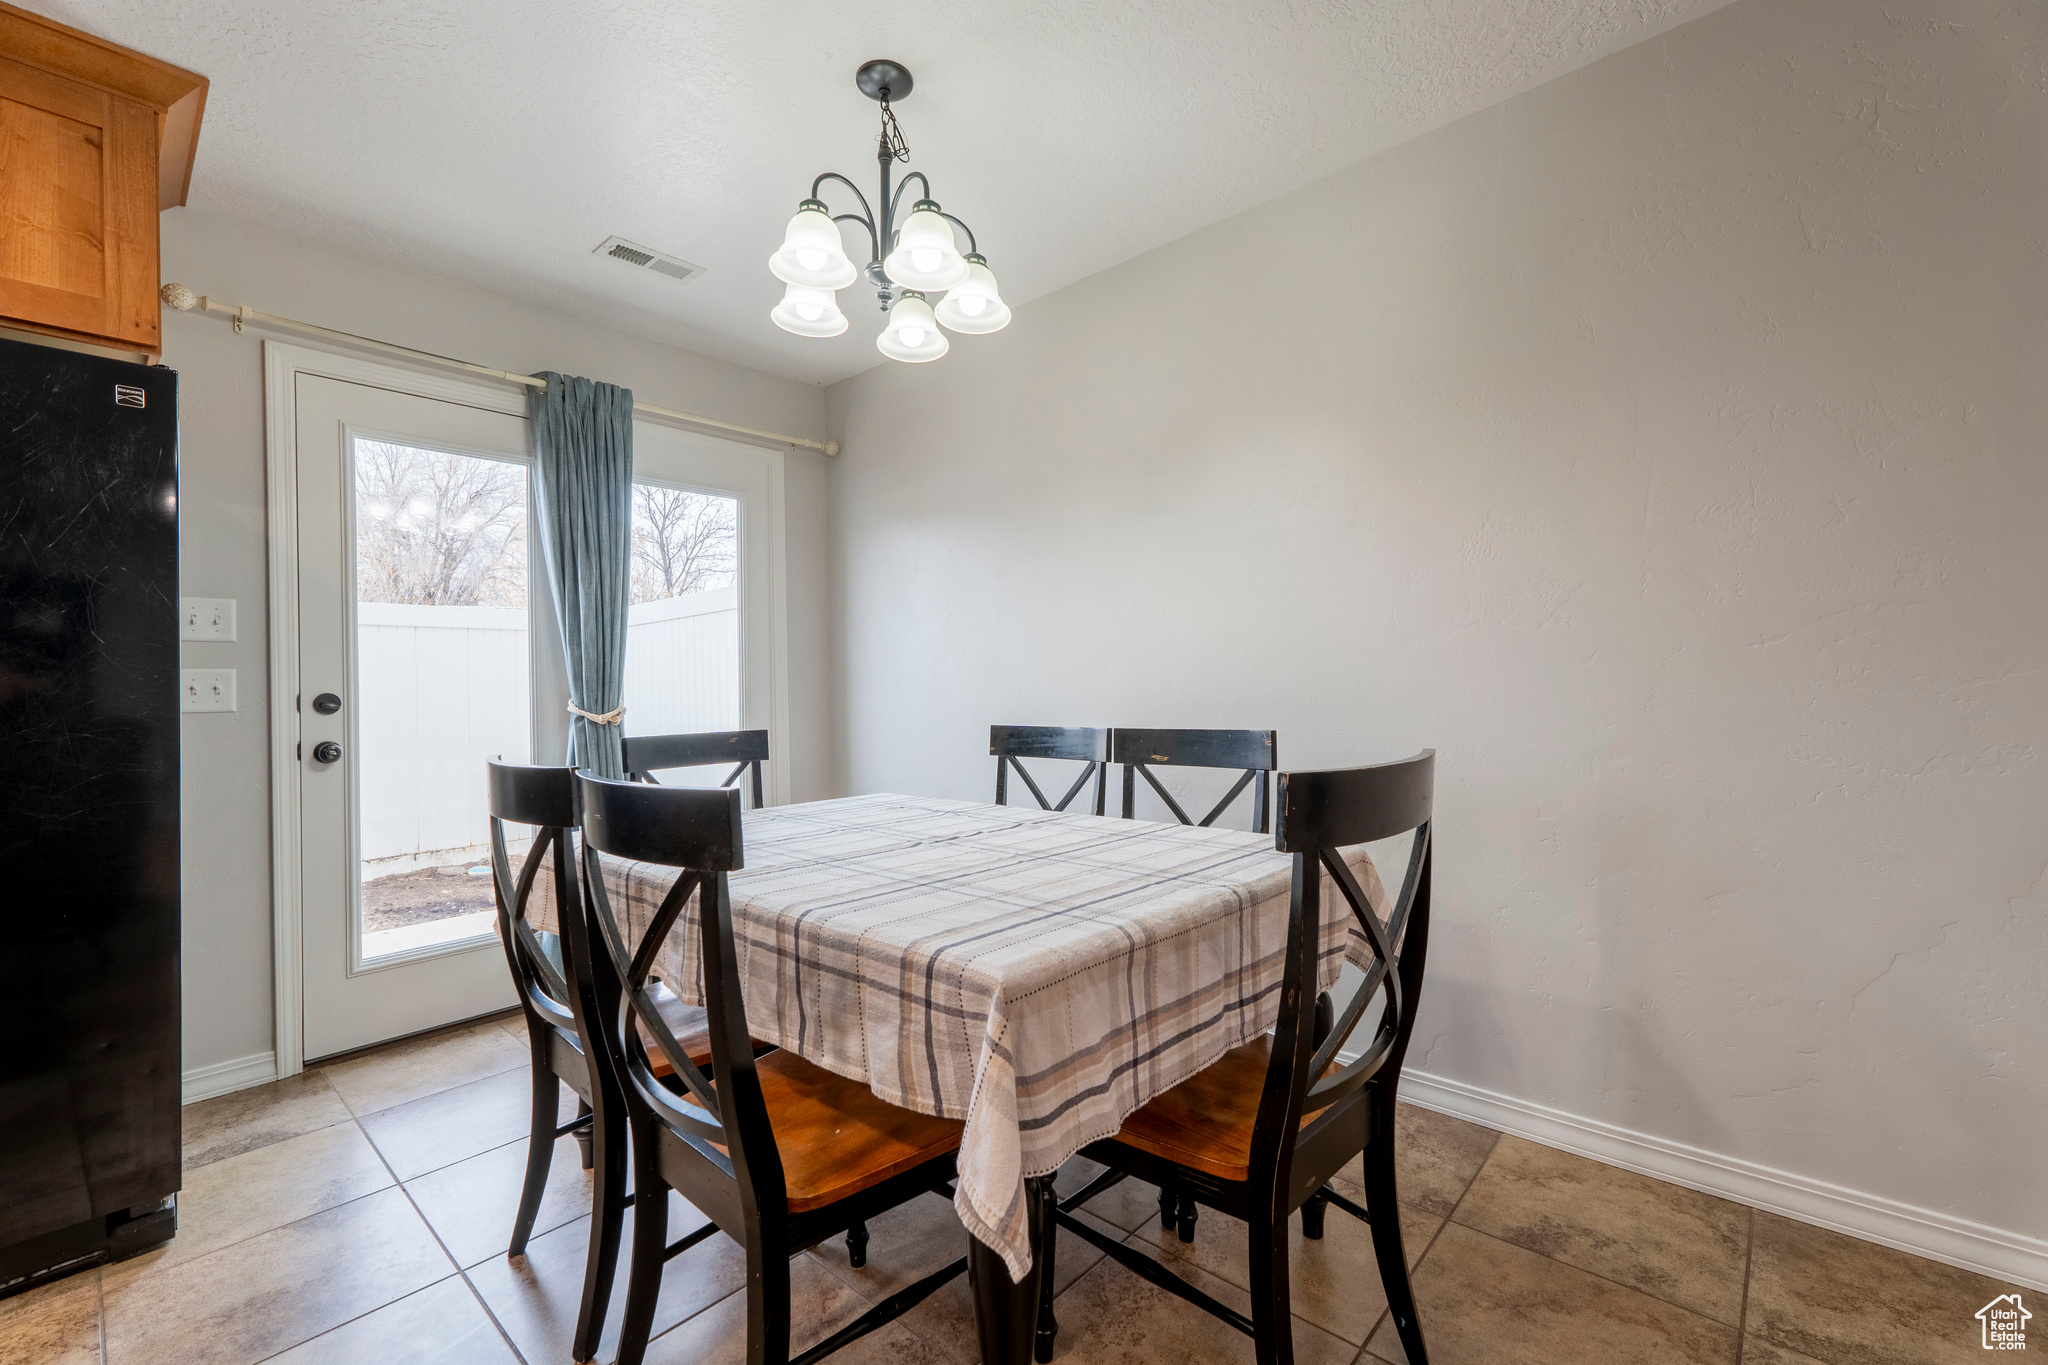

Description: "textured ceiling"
39 0 1731 384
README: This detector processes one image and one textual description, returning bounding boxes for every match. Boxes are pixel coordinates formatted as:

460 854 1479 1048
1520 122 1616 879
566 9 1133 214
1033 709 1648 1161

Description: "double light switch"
181 597 237 641
181 597 237 713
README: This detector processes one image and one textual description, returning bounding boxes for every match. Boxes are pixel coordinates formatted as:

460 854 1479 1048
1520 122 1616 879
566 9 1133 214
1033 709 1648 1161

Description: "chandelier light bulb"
770 282 849 337
769 200 857 289
877 291 949 362
934 254 1011 335
883 200 970 291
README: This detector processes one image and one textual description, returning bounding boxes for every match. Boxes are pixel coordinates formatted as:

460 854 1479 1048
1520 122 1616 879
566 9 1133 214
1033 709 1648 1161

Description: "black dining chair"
1048 751 1437 1365
574 771 971 1365
991 725 1110 815
622 728 770 808
1112 727 1278 833
488 760 704 1365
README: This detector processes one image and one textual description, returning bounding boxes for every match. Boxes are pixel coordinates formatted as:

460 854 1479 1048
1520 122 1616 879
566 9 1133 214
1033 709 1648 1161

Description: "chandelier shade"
769 201 858 289
770 283 849 337
934 255 1010 334
882 200 970 291
876 292 949 362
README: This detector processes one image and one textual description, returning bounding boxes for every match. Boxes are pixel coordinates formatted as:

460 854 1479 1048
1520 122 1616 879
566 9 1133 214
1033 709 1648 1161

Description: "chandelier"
769 60 1010 363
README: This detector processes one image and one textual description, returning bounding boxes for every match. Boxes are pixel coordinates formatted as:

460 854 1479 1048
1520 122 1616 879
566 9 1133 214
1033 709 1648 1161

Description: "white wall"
827 0 2048 1281
165 208 831 1079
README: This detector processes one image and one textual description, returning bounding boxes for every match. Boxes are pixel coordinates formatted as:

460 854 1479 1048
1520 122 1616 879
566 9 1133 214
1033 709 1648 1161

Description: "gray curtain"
529 372 634 778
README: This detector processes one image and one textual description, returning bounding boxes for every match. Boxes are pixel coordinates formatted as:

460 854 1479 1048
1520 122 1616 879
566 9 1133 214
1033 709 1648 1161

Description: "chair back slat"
622 730 770 809
1112 728 1278 832
1291 820 1434 1113
1197 769 1258 827
1113 728 1276 771
1132 761 1195 825
1297 844 1411 1107
1250 751 1435 1175
627 871 702 992
583 772 745 870
569 833 727 1151
1048 763 1100 812
510 909 574 1011
991 724 1108 763
1389 812 1432 939
488 759 579 828
575 772 782 1198
991 725 1109 815
1275 755 1433 851
587 849 726 1138
487 761 583 1031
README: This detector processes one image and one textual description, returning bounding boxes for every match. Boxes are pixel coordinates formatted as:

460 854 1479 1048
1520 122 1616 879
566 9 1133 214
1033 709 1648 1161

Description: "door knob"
312 740 343 764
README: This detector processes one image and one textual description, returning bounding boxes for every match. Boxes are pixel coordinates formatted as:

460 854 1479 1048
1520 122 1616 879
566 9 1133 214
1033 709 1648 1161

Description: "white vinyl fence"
357 586 738 863
621 587 741 743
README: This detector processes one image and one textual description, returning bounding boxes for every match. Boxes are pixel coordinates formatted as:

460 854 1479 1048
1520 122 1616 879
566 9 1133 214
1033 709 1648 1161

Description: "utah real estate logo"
1978 1294 2030 1351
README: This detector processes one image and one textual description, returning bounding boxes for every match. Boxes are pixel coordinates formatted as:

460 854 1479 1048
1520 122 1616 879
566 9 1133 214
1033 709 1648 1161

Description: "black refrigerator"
0 335 181 1292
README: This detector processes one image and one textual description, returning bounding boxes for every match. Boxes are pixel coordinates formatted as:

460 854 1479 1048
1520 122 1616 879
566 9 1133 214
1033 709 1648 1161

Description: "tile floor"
0 1013 2027 1365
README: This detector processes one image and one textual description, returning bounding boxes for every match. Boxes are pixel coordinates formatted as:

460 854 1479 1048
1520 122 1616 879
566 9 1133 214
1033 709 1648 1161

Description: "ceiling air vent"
593 236 706 286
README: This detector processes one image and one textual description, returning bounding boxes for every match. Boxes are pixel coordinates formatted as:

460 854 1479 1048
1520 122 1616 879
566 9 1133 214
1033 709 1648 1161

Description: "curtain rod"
158 283 839 457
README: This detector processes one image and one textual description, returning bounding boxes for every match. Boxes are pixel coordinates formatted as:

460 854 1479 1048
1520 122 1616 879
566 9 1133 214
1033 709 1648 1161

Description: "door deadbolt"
312 740 343 764
312 692 342 715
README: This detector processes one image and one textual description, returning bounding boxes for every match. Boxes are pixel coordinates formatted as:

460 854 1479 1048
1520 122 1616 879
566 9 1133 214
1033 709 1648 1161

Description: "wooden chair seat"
1110 1037 1333 1182
680 1049 964 1212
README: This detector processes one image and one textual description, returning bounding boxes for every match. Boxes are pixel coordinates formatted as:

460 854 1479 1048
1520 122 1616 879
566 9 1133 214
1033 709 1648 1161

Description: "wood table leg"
970 1175 1051 1365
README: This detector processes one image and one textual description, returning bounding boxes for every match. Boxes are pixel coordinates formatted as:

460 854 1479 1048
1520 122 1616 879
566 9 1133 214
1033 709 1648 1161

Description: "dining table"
532 790 1390 1364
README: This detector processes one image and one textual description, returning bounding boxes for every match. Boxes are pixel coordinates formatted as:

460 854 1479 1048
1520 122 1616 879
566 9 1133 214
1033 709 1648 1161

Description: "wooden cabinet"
0 2 205 355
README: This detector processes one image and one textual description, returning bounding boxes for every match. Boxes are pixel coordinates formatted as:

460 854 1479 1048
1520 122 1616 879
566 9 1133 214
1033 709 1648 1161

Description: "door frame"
263 340 793 1076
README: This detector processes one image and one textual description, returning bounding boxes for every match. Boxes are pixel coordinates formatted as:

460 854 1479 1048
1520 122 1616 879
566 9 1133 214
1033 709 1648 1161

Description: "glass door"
290 373 784 1061
296 374 538 1059
353 437 533 958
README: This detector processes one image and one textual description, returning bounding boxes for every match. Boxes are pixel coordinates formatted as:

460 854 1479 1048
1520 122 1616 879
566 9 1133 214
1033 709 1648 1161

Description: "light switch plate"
181 597 237 642
181 669 236 713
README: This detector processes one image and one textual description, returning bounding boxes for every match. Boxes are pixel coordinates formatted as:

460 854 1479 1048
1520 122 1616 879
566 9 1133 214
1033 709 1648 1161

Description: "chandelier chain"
878 97 910 163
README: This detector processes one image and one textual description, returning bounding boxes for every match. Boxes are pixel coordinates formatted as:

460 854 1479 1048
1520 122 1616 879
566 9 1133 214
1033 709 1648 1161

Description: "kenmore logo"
114 385 146 408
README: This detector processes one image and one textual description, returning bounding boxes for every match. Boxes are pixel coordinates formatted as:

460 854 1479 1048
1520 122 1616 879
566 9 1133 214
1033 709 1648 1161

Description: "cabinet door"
0 52 159 352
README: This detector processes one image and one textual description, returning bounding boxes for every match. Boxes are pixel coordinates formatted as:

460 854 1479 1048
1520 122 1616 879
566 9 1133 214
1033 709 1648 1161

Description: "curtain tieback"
567 701 627 726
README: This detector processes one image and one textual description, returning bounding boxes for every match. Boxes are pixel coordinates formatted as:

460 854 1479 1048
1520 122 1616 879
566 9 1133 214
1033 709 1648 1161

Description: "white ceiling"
42 0 1730 385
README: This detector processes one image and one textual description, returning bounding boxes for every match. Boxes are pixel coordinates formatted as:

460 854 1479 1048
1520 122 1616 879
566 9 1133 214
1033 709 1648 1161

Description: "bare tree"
631 485 737 604
355 441 527 607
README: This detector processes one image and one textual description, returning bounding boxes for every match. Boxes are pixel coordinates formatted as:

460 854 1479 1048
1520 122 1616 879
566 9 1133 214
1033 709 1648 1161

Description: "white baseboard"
1396 1068 2048 1293
181 1051 279 1105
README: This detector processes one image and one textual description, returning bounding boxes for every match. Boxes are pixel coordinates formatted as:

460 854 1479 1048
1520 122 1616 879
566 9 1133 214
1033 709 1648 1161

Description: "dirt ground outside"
362 861 497 933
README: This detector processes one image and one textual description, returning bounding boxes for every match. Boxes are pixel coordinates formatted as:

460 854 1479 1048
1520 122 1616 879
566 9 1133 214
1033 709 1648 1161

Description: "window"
353 439 531 960
621 482 742 786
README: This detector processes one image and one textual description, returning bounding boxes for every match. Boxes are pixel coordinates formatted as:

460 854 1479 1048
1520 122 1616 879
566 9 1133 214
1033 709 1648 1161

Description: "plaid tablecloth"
531 793 1388 1280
